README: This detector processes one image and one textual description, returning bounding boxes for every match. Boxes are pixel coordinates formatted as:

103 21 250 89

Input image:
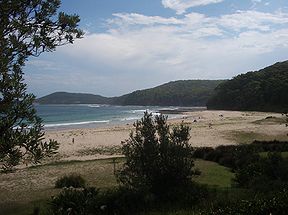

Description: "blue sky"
24 0 288 97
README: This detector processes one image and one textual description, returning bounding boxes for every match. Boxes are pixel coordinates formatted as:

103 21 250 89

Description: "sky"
24 0 288 97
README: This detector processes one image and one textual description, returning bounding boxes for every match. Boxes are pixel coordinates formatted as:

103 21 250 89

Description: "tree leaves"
0 0 81 172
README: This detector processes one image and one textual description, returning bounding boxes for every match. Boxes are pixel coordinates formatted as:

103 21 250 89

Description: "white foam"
44 120 110 128
87 104 101 108
126 109 148 114
120 117 140 121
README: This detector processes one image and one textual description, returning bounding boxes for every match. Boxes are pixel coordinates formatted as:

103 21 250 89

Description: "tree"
117 112 197 196
0 0 83 172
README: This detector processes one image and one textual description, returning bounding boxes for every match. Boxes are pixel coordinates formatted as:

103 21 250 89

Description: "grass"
0 158 123 215
194 160 234 188
252 116 286 125
0 200 48 215
259 151 288 158
0 158 233 215
77 145 122 156
143 210 199 215
226 130 288 144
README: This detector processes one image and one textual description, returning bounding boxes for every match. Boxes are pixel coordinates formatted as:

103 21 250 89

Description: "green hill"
36 92 111 104
207 61 288 112
113 80 224 106
37 80 224 106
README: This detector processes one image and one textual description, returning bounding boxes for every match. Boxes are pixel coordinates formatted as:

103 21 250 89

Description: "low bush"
193 147 214 159
55 173 86 188
49 187 100 215
193 141 288 170
252 140 288 152
200 187 288 215
158 182 208 208
234 152 288 191
99 187 154 214
49 182 209 215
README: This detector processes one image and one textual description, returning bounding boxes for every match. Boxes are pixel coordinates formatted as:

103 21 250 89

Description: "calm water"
35 104 186 130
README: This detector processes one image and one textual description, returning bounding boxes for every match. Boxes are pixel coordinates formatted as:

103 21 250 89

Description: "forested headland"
207 61 288 112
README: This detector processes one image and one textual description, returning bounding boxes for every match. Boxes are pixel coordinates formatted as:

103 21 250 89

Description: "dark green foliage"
194 141 288 192
193 145 259 170
207 61 288 112
253 140 288 152
234 152 288 191
193 147 214 159
49 182 208 215
157 182 208 208
193 141 288 170
49 187 100 215
36 92 111 104
0 0 83 171
55 173 86 188
98 187 154 215
37 80 224 106
117 112 197 197
200 188 288 215
114 80 225 106
32 207 40 215
49 187 151 215
0 62 59 172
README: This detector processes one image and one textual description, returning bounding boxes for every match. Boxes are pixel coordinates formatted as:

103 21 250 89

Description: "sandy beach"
44 110 288 162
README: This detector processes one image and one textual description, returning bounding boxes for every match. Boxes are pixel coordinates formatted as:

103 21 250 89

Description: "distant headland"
36 80 224 107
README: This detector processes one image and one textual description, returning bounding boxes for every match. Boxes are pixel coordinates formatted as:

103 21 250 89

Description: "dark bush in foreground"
98 187 154 214
200 188 288 215
193 141 288 170
49 187 99 215
193 147 214 159
252 140 288 152
49 183 209 215
193 145 259 170
49 187 149 215
117 112 197 197
55 173 86 188
158 182 208 208
234 152 288 191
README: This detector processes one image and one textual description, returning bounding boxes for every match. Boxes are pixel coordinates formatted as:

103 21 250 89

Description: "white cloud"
217 10 288 31
60 10 288 76
162 0 224 14
108 13 183 26
29 9 288 96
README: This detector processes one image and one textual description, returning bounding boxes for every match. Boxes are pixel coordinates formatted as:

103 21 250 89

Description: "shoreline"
39 105 206 131
44 110 288 163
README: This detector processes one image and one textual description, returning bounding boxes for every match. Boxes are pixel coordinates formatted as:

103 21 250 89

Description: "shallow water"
35 104 193 130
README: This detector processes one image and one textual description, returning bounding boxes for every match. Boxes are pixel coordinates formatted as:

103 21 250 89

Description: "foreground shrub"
117 112 197 197
200 188 288 215
49 187 99 215
158 182 208 208
99 187 154 214
55 173 86 188
193 147 214 159
49 184 209 215
234 152 288 191
193 144 260 170
252 140 288 152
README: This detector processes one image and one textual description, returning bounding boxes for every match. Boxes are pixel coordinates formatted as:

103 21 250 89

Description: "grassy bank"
0 158 234 215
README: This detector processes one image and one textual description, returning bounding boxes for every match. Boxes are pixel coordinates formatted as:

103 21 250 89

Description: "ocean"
35 104 188 130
